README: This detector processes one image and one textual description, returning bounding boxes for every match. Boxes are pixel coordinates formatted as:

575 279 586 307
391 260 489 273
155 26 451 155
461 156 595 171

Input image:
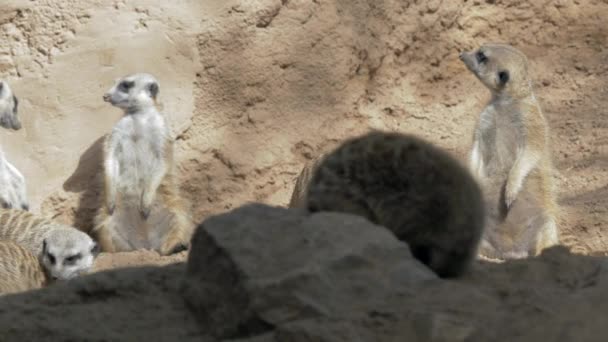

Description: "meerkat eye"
148 83 159 99
47 253 56 265
119 81 134 92
498 70 510 85
476 51 488 64
0 83 3 93
64 253 82 265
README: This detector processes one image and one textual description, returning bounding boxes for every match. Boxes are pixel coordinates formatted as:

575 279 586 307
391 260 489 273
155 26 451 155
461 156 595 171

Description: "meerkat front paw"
106 199 116 215
504 181 520 209
140 205 151 220
140 191 155 220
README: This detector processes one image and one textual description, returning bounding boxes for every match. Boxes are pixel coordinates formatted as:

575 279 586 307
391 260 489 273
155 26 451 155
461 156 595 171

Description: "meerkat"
93 73 193 255
0 80 28 211
0 240 47 295
459 43 561 259
0 209 99 280
305 131 485 278
288 153 326 209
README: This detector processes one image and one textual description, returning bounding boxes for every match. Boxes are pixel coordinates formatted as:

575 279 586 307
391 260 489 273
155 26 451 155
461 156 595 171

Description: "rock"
0 264 210 341
182 203 436 339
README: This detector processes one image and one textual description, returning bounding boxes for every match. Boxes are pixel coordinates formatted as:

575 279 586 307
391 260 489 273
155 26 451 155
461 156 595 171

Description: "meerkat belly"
115 137 161 199
480 168 549 259
110 200 175 251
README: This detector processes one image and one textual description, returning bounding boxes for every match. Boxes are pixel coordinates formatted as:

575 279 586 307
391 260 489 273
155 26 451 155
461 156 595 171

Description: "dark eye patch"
12 95 18 114
64 253 82 265
119 80 135 91
476 51 488 64
47 253 56 265
498 70 510 85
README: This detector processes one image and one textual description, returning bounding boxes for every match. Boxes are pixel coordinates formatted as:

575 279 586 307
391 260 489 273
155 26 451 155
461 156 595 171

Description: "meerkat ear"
148 82 159 100
498 70 510 86
12 95 18 115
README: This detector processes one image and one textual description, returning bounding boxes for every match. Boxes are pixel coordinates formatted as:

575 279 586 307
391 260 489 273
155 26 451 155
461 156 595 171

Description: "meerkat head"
41 228 100 281
459 43 532 99
0 80 21 130
102 73 159 113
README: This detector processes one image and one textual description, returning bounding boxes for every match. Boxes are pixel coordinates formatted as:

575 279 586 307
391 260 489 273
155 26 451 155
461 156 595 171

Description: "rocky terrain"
0 0 606 340
2 204 608 341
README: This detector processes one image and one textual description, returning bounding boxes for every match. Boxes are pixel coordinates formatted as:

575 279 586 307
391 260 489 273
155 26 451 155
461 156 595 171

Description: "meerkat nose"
459 52 465 60
102 94 111 102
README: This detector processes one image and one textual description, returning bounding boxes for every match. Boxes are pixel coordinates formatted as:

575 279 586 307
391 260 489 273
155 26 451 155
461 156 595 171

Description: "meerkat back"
306 131 485 278
0 240 46 295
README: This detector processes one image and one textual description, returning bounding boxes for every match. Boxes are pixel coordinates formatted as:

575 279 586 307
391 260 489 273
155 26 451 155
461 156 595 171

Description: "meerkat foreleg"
140 159 166 219
7 162 28 210
103 137 119 215
469 138 485 182
504 148 540 208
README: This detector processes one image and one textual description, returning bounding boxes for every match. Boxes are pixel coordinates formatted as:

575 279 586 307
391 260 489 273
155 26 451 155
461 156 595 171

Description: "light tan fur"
0 240 46 295
93 73 194 255
460 43 571 259
305 131 485 278
0 209 98 280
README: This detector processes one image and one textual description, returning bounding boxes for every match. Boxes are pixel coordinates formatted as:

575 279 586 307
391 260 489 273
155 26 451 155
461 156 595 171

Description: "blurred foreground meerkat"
0 240 46 295
0 209 98 281
93 73 194 255
460 43 560 259
305 131 485 278
0 80 28 211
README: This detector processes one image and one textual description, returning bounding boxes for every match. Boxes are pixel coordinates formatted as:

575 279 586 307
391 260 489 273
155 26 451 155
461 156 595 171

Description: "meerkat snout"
102 93 111 102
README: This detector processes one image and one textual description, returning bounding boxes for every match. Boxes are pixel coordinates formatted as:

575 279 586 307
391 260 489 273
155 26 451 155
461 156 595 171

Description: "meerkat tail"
159 213 193 255
92 220 116 253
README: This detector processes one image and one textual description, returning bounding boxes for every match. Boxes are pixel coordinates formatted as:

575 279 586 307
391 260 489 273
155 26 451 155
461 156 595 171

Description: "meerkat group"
0 41 581 290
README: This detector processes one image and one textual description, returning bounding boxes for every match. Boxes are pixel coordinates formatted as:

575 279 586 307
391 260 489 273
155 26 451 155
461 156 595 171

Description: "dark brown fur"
305 131 485 278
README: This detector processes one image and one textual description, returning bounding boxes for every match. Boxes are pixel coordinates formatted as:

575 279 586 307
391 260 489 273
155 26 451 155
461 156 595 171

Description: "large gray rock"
182 203 436 339
0 264 210 341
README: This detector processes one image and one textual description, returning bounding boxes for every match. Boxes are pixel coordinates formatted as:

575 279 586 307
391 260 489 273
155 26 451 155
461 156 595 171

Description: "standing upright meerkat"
0 80 28 211
460 43 560 259
0 209 99 281
93 73 194 255
305 131 485 278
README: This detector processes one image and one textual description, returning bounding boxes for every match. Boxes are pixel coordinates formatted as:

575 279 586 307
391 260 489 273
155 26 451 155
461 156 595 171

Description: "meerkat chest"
113 116 166 171
479 103 523 168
